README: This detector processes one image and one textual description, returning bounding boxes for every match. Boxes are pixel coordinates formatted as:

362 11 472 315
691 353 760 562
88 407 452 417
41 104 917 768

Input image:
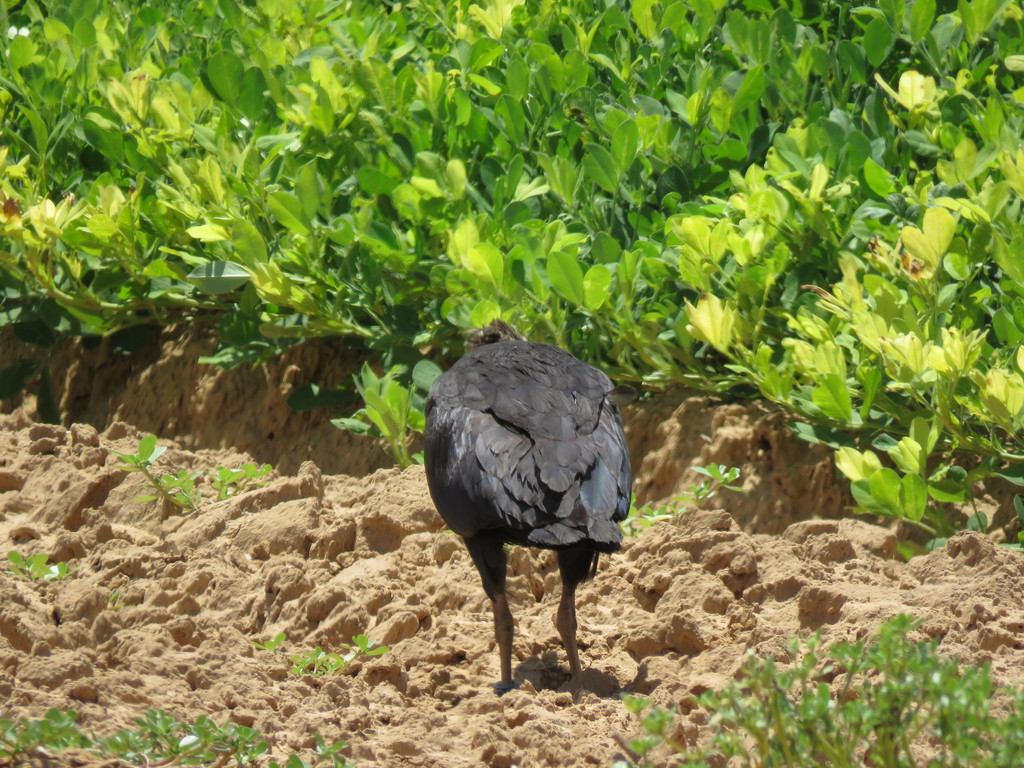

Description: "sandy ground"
2 415 1024 766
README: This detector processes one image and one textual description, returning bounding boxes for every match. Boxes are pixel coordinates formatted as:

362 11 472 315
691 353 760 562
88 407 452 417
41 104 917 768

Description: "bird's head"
465 319 525 350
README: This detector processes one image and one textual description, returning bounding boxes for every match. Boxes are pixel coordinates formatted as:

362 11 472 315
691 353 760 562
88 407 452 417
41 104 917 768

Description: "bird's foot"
492 680 518 695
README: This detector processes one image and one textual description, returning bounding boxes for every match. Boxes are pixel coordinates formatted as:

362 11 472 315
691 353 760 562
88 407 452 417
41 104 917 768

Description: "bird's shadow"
513 652 622 699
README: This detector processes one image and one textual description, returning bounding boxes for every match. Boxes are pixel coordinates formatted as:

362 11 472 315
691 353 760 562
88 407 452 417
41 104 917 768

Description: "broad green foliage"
330 361 439 467
618 615 1024 768
3 0 1024 539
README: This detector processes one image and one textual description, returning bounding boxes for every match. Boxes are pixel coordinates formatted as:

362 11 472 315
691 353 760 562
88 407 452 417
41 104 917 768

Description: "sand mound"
3 421 1024 766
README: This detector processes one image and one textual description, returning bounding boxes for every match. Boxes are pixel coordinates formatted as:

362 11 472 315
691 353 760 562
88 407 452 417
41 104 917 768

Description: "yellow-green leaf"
465 242 504 289
835 447 883 482
186 222 231 242
582 264 612 311
685 294 737 353
901 207 955 269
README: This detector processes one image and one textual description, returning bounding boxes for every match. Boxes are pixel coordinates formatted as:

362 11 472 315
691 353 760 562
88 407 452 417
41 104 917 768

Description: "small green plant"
147 468 203 511
332 362 440 468
252 632 288 654
112 435 200 512
107 588 125 610
212 463 273 500
289 636 388 678
0 709 90 757
616 615 1024 768
113 436 277 512
6 551 74 581
0 708 354 767
621 465 743 537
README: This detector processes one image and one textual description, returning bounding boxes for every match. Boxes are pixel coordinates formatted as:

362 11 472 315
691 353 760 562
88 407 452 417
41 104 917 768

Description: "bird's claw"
493 680 518 695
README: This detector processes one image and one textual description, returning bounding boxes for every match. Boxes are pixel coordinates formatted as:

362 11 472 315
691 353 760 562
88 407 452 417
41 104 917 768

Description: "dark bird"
423 320 632 691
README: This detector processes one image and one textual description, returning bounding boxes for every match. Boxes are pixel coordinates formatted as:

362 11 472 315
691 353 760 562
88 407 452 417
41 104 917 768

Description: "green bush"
618 614 1024 768
3 0 1024 538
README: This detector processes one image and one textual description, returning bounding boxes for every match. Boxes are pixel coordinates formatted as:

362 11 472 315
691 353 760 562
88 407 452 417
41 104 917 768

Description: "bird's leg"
556 546 595 681
465 534 516 692
555 578 581 679
492 590 515 690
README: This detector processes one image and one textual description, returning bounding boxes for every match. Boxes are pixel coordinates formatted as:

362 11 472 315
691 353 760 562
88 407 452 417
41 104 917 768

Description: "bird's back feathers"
424 340 631 552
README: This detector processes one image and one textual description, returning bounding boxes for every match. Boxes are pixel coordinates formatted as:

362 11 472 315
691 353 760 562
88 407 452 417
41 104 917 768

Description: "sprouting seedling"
289 636 388 678
347 634 389 661
146 469 203 511
621 464 744 537
107 589 125 610
7 551 74 581
212 463 273 501
252 632 287 654
112 436 201 512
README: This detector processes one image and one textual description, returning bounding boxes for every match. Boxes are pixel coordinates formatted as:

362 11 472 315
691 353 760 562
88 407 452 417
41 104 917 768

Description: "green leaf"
187 223 231 242
927 480 967 503
835 447 883 482
583 264 612 311
611 120 639 175
357 167 400 195
901 473 927 521
412 360 442 391
467 73 501 96
863 158 895 196
858 367 882 420
0 360 38 399
187 261 250 295
267 191 311 235
789 421 856 449
547 250 586 306
902 207 955 267
137 435 159 462
295 162 322 223
958 0 998 44
868 467 903 515
909 416 941 456
836 41 867 84
995 464 1024 486
331 417 375 436
496 95 526 145
909 0 935 41
82 108 126 162
888 437 924 475
863 17 893 67
206 49 245 107
733 65 765 112
7 35 37 70
811 374 853 422
237 67 268 121
230 219 269 265
465 243 504 289
584 144 619 194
